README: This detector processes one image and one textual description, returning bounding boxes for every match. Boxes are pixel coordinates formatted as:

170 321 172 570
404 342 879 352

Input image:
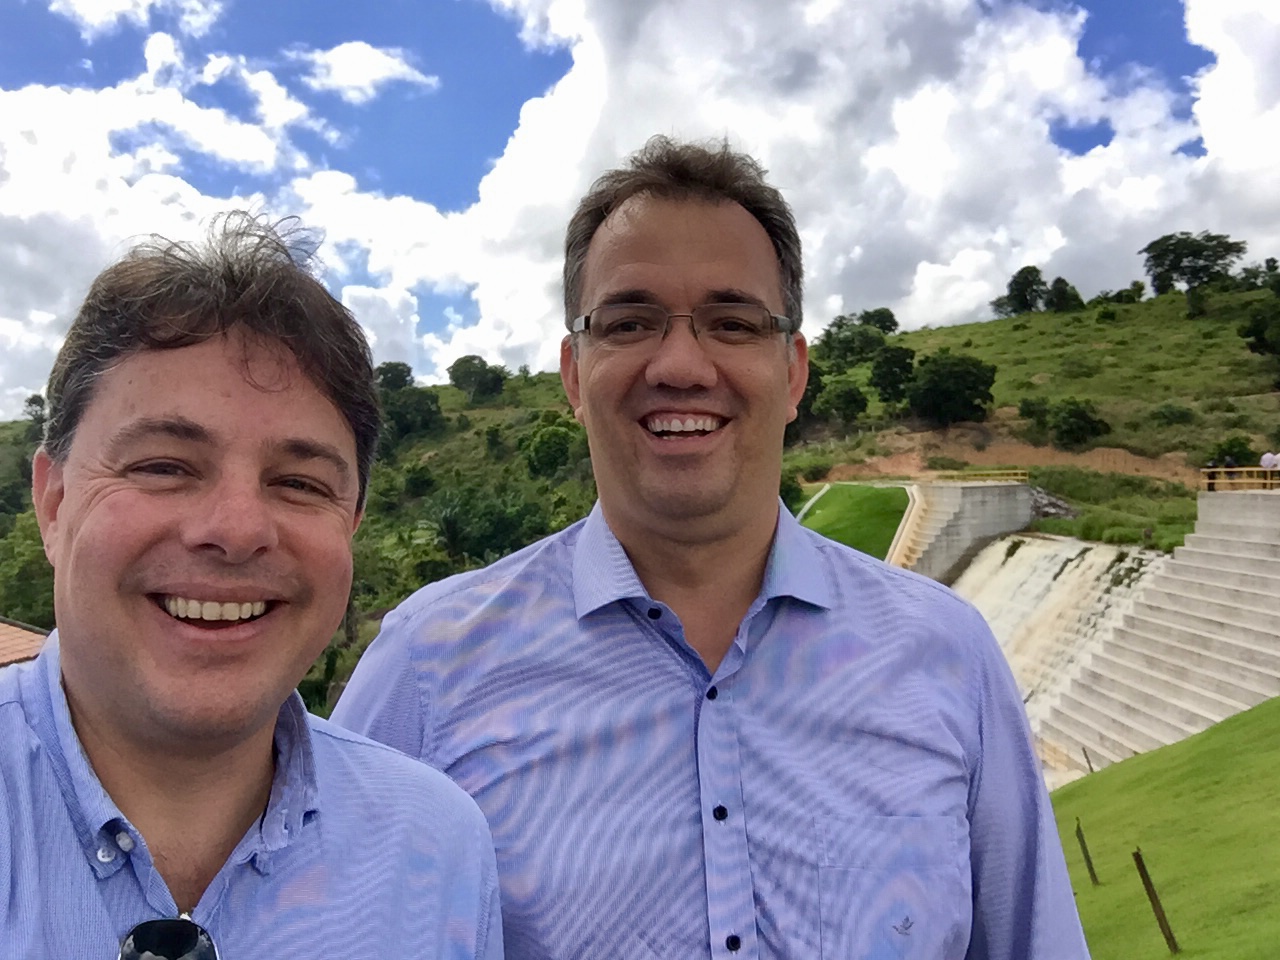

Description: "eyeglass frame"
119 915 220 960
569 301 798 348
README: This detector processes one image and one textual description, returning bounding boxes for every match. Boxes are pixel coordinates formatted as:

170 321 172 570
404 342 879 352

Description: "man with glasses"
334 137 1088 959
0 214 501 959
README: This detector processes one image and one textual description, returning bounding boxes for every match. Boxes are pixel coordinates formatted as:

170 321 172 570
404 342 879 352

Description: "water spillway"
952 491 1280 787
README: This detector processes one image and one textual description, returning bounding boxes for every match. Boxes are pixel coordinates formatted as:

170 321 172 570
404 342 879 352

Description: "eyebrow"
593 288 769 310
105 417 352 482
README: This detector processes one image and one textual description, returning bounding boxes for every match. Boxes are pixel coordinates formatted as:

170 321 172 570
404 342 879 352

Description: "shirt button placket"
697 682 758 959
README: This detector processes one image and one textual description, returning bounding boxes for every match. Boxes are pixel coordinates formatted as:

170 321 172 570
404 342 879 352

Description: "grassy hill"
798 483 908 559
1052 696 1280 959
840 289 1280 462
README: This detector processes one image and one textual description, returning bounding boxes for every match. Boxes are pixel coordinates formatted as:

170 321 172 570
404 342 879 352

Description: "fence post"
1081 746 1095 774
1075 819 1100 887
1133 847 1180 954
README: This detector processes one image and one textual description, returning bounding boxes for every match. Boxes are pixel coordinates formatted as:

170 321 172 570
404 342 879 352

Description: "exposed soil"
825 423 1199 485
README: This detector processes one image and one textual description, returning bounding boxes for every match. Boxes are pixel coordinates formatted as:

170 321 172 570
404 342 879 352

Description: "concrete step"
1076 661 1222 732
1088 650 1250 721
1108 627 1280 701
1140 583 1280 629
1035 716 1118 774
1127 601 1280 657
1183 533 1280 561
1164 558 1280 597
1194 520 1280 541
1146 573 1280 618
1050 699 1144 762
1173 547 1280 578
1063 681 1198 747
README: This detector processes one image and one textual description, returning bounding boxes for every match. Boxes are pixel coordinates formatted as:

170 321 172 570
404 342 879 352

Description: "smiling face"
561 195 808 545
33 329 362 754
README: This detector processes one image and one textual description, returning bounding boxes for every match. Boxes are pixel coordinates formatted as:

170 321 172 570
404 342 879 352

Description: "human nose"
181 471 279 562
645 314 719 390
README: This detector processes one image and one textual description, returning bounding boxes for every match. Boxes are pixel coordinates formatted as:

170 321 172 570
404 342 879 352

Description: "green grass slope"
1051 696 1280 960
799 484 908 559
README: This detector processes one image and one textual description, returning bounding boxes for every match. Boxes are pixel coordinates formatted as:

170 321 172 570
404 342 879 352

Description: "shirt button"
96 847 116 863
647 607 661 620
115 832 135 853
706 686 718 700
713 805 728 821
726 934 741 952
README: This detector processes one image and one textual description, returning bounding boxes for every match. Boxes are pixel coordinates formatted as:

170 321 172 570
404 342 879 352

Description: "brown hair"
563 135 803 328
44 212 380 505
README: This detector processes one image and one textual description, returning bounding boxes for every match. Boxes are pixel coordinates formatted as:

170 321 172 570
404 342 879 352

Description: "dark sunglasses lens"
120 918 218 960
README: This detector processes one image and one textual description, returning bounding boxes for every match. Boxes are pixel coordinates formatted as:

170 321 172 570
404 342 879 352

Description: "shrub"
1094 307 1117 324
1050 398 1111 449
1209 434 1258 466
1018 396 1051 426
1149 403 1196 426
926 456 969 471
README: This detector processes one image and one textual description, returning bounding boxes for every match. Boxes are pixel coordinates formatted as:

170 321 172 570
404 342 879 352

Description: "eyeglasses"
571 302 796 352
119 916 219 960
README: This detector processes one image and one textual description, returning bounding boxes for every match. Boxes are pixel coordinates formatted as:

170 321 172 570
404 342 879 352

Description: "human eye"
700 305 769 342
128 460 192 479
594 306 663 343
274 475 335 500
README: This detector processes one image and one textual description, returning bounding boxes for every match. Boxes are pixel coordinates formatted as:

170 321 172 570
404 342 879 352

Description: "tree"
0 510 55 629
1043 277 1085 313
813 316 885 370
380 387 444 455
524 424 578 478
869 345 915 403
1049 398 1110 450
1139 231 1247 293
447 355 507 403
856 307 898 335
1004 266 1049 315
785 358 825 444
907 350 996 426
1240 297 1280 386
376 361 415 392
812 376 868 426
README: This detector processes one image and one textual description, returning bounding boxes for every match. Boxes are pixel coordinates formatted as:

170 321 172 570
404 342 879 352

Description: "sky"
0 0 1277 417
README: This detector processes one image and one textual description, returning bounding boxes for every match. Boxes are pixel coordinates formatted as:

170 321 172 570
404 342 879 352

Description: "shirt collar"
571 500 835 618
26 632 320 878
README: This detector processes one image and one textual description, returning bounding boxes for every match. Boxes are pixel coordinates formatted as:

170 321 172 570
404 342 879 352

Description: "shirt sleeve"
330 609 431 762
963 604 1092 960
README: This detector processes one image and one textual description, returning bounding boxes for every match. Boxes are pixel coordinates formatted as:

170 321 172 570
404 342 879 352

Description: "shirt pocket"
815 814 970 960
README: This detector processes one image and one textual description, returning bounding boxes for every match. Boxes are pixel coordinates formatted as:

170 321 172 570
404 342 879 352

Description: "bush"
784 451 835 483
1149 403 1196 426
780 472 806 514
1209 434 1258 466
1094 307 1117 324
1018 396 1051 426
926 456 969 471
1050 398 1111 449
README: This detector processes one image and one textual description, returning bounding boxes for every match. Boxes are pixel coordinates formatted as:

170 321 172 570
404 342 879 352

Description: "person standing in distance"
0 214 501 959
334 137 1089 959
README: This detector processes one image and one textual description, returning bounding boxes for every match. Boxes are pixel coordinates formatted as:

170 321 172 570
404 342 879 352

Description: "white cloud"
290 42 440 105
47 0 223 39
4 0 1280 418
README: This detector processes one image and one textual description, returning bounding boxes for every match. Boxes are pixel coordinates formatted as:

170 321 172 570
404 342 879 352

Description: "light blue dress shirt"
1 634 503 960
334 503 1090 960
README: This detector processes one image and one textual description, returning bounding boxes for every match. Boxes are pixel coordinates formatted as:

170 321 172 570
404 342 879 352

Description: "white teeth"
646 416 723 434
162 596 270 622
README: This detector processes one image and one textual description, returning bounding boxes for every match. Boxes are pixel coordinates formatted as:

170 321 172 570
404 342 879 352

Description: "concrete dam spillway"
945 490 1280 788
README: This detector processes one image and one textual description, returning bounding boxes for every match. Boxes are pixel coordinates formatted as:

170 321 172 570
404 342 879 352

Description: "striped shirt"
333 503 1089 959
1 635 502 960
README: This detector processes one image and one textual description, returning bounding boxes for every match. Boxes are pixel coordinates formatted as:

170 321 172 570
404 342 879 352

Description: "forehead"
73 333 354 456
581 196 783 309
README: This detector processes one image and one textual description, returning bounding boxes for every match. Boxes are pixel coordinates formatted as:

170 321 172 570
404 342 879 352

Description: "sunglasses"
119 916 219 960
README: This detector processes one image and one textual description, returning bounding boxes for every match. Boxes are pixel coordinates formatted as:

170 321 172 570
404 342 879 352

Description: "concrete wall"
910 483 1033 584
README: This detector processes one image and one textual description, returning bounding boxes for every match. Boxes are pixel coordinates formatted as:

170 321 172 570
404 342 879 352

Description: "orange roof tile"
0 618 48 666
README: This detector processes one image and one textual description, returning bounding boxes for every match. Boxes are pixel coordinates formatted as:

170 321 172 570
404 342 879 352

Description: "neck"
604 501 780 672
65 689 277 913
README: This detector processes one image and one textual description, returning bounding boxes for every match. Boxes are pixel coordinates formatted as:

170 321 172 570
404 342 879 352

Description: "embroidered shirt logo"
892 917 913 936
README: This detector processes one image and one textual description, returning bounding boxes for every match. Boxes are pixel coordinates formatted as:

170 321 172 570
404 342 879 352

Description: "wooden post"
1075 819 1100 887
1133 848 1180 954
1081 746 1095 774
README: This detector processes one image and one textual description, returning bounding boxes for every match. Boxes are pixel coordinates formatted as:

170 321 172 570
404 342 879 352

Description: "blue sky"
0 0 1275 415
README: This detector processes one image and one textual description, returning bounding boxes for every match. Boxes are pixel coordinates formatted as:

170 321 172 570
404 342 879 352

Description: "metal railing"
1199 467 1280 491
934 469 1030 484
